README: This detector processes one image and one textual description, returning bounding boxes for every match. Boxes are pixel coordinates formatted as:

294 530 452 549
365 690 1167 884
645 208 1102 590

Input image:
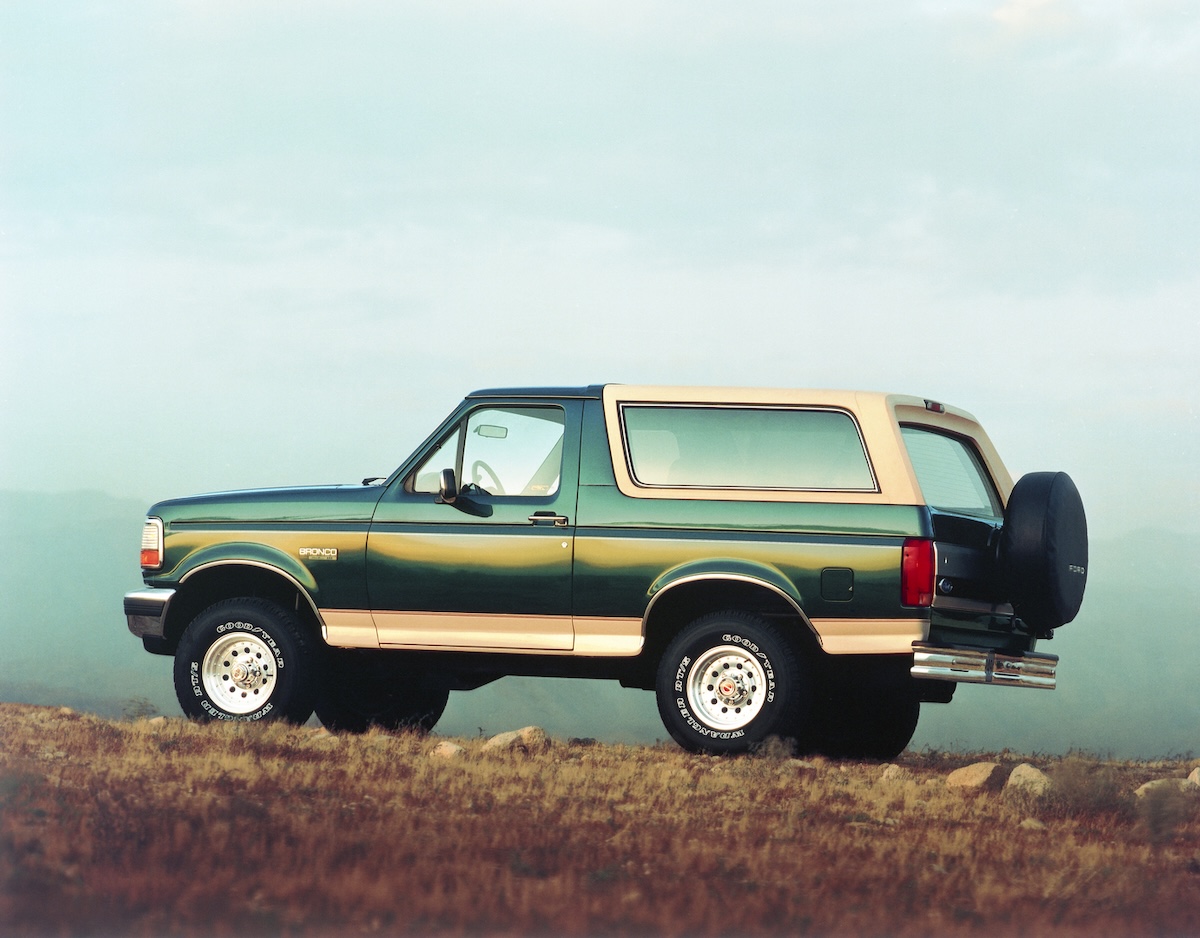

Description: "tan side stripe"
321 610 645 656
320 609 379 648
324 608 924 657
808 617 928 655
372 610 574 652
573 617 644 655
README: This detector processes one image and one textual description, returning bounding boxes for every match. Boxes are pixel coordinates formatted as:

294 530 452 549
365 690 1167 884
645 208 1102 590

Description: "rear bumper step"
911 643 1058 690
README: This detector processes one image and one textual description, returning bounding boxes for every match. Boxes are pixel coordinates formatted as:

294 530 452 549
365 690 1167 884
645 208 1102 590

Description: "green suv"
124 385 1087 757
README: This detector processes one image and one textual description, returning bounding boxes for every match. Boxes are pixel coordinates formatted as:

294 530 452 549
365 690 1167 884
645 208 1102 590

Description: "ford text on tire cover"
123 385 1087 756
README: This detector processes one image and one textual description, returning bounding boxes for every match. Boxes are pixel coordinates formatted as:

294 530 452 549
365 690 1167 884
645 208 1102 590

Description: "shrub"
1042 755 1134 821
1138 784 1196 845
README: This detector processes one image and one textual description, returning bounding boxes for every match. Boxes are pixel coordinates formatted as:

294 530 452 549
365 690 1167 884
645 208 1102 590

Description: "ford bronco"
124 385 1087 757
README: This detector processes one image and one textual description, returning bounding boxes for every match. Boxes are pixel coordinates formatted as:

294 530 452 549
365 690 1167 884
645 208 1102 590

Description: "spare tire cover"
999 471 1088 630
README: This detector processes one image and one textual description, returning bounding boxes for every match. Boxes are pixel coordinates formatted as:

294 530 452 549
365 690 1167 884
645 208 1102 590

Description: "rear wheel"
812 689 920 760
315 649 449 733
655 611 809 754
173 597 317 724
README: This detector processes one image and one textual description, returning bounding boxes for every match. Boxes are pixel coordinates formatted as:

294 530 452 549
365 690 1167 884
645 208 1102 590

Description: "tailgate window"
901 426 1002 519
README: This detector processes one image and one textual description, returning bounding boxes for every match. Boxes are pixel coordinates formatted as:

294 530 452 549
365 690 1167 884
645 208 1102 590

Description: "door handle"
529 511 569 527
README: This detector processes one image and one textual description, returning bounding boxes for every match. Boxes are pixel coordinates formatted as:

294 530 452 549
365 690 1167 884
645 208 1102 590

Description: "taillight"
901 537 935 607
140 517 164 570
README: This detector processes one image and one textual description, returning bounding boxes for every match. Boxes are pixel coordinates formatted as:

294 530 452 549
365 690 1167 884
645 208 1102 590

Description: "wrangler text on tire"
655 611 809 754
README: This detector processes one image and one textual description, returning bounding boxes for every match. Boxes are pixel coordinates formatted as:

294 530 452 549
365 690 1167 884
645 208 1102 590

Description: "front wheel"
655 611 809 754
173 597 317 724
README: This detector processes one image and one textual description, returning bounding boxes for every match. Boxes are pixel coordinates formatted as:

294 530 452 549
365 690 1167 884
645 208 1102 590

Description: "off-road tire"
811 689 921 760
655 611 809 754
315 649 450 733
173 597 317 724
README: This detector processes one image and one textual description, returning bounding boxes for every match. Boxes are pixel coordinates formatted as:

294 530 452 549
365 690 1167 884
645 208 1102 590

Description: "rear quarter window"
621 405 876 491
901 426 1002 518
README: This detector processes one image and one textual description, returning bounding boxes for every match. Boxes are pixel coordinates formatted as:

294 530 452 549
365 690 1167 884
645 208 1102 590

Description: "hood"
149 484 388 524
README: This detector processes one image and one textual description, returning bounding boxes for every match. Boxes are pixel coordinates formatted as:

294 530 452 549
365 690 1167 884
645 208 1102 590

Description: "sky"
2 0 1199 541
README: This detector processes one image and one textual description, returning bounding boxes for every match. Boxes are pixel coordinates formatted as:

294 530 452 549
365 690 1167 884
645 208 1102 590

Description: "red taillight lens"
901 537 935 607
140 518 164 570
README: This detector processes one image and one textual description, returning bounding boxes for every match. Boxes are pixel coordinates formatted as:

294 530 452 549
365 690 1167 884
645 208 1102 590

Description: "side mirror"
437 468 458 504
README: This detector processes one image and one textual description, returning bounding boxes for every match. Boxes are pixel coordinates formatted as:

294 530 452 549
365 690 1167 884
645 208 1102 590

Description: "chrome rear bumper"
911 642 1058 690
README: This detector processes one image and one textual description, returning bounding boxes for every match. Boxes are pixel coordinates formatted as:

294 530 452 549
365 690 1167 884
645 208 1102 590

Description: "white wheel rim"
201 629 277 715
685 644 766 731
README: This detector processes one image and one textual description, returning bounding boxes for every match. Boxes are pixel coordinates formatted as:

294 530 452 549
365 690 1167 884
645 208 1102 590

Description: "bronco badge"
299 547 338 560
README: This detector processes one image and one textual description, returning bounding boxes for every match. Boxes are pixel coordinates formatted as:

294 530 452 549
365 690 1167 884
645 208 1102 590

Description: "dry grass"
1 703 1199 937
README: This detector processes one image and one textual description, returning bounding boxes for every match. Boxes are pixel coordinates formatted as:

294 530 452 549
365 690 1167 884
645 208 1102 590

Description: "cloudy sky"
2 0 1197 538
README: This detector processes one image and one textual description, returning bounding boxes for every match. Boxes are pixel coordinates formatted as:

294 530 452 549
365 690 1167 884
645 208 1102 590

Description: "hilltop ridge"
2 703 1199 936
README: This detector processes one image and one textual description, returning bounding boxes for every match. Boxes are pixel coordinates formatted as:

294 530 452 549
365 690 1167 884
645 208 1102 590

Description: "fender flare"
643 558 820 644
175 543 325 624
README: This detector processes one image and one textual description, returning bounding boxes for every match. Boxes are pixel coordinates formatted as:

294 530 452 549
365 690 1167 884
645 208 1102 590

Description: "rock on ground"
483 726 551 754
304 727 341 748
946 762 1007 792
1006 763 1053 798
1134 777 1200 799
880 764 914 782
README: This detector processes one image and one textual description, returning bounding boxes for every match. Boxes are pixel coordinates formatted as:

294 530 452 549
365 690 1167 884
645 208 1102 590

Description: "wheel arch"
631 570 822 691
161 561 325 652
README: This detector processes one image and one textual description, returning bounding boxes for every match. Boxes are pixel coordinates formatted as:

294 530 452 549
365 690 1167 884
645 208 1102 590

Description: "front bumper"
124 588 176 640
911 642 1058 690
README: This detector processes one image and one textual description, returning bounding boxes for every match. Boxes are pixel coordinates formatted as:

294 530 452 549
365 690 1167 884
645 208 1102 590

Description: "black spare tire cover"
999 471 1088 631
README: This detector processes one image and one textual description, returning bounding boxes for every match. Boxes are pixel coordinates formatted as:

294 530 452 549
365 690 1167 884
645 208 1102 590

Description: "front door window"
412 406 565 498
462 407 565 497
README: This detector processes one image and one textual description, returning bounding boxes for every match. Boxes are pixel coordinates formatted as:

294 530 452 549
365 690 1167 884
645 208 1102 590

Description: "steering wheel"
470 460 505 495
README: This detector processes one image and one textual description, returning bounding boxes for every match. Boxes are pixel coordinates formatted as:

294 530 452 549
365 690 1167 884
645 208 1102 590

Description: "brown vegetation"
2 702 1199 937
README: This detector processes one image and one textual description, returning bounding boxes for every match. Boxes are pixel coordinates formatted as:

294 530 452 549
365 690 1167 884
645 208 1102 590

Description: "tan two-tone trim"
601 385 1014 507
373 611 573 651
321 609 644 656
321 609 380 648
808 617 929 655
602 386 928 505
574 616 643 655
322 605 925 657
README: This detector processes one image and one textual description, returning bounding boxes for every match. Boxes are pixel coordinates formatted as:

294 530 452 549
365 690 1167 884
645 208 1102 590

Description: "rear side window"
621 405 876 491
901 426 1002 519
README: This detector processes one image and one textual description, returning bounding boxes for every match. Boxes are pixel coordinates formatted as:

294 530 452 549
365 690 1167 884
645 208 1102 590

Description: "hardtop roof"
466 385 606 399
465 385 971 420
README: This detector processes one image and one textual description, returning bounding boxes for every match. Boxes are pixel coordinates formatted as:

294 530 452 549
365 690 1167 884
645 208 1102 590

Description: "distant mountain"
2 491 1194 757
0 490 177 717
